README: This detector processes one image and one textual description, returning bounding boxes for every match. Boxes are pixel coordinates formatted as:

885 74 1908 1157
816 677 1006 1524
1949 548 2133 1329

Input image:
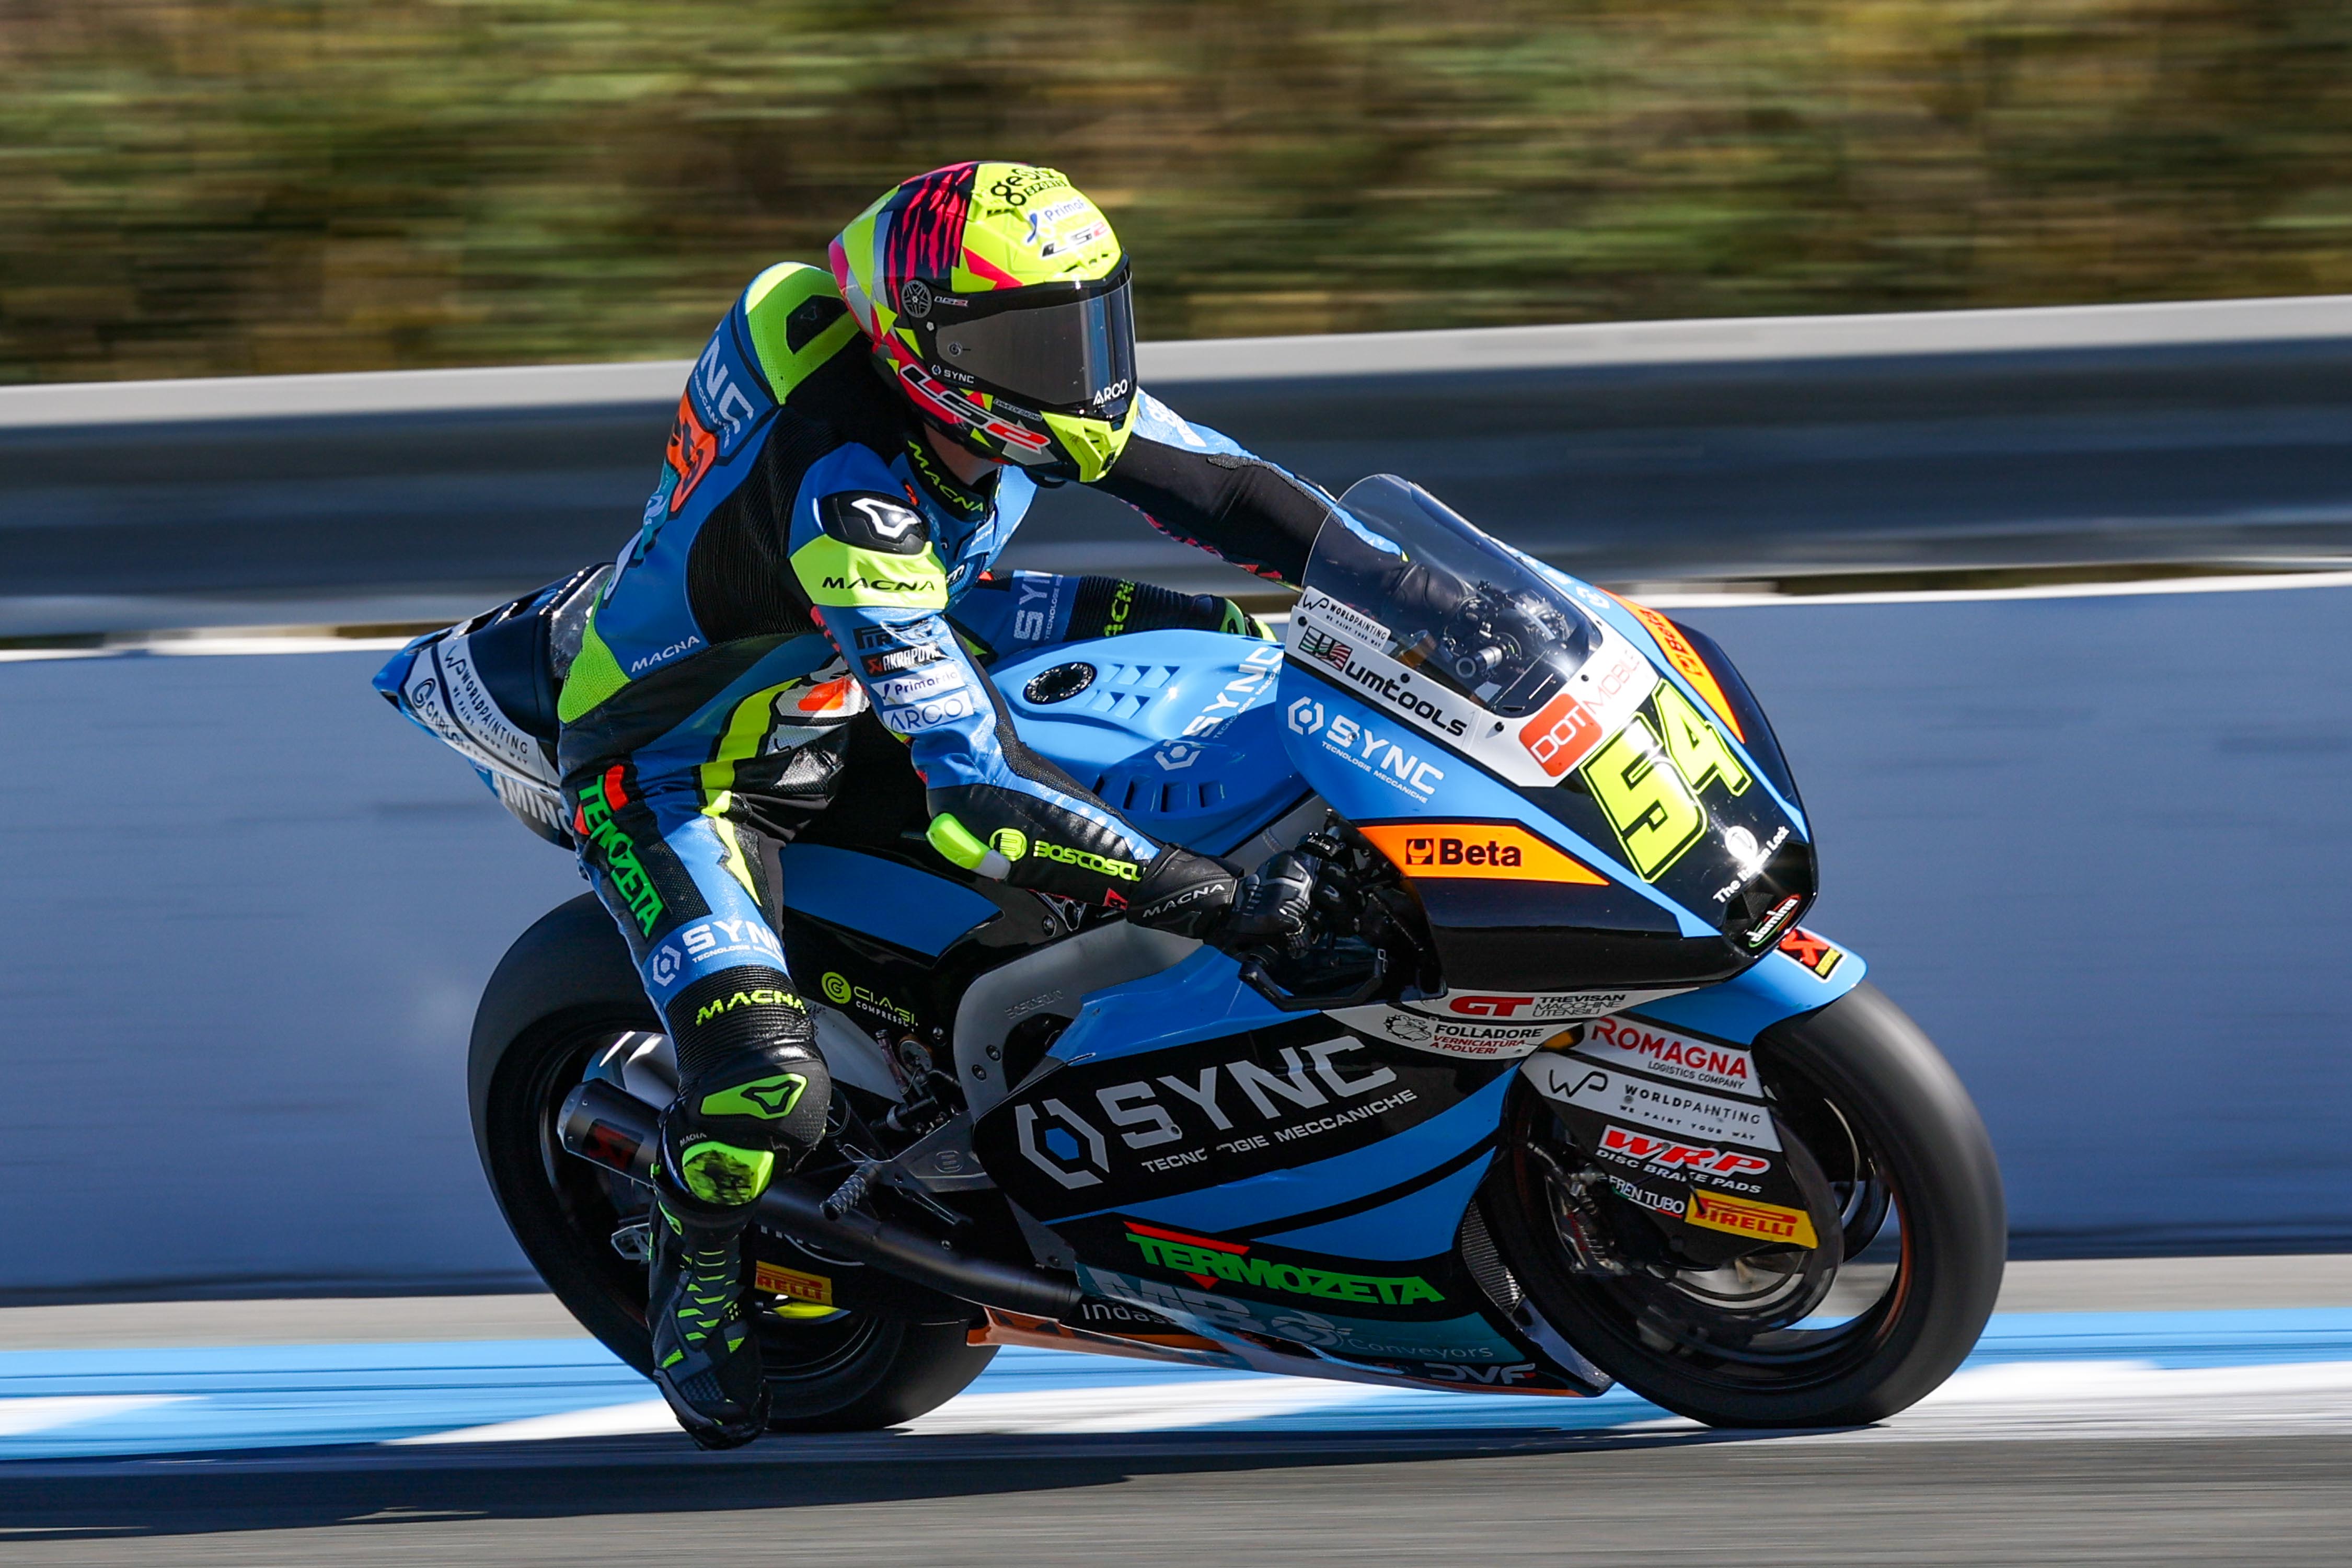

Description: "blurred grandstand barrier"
6 292 2352 640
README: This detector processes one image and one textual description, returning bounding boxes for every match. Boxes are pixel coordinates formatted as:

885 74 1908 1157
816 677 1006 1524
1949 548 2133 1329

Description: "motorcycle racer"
557 162 1328 1446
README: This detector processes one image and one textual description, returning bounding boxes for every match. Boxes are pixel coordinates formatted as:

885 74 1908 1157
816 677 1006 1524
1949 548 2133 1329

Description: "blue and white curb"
5 1309 2350 1460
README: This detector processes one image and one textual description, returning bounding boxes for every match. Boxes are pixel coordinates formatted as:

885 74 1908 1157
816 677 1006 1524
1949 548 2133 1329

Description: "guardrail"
6 294 2352 635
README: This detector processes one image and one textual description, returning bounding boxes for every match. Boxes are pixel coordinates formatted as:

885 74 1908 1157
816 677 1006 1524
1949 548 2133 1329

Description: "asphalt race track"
5 1261 2351 1566
7 1433 2349 1566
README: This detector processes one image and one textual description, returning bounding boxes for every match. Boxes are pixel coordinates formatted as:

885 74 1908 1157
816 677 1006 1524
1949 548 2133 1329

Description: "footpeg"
821 1161 884 1221
610 1219 652 1263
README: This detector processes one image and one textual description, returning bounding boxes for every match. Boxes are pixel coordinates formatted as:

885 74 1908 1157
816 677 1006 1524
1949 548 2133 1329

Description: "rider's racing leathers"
552 261 1331 1437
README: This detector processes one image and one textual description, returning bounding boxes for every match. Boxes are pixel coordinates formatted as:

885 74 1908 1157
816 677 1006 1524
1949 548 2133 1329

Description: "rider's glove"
1213 851 1319 961
1126 847 1239 940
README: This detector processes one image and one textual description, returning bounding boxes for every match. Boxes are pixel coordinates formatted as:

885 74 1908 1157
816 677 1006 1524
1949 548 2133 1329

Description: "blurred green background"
7 0 2352 383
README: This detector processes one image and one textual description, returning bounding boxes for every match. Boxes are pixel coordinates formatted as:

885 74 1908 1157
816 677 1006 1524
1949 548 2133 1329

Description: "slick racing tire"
1486 982 2004 1428
468 893 996 1433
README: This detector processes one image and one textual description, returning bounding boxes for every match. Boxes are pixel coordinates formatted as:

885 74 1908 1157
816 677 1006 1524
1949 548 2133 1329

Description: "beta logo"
1358 822 1606 885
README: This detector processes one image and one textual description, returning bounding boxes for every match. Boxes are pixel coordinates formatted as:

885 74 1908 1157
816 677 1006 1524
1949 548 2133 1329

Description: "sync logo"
1149 645 1283 771
1285 698 1447 802
1014 1039 1401 1191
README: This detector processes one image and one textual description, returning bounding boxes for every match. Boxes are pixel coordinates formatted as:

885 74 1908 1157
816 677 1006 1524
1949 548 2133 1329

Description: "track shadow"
0 1424 1829 1541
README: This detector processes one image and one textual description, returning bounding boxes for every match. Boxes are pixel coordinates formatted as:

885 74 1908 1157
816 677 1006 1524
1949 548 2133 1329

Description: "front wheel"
1485 982 2004 1427
468 894 997 1432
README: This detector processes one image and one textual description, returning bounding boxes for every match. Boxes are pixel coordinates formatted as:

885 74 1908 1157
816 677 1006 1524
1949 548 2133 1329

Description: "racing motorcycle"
381 475 2003 1434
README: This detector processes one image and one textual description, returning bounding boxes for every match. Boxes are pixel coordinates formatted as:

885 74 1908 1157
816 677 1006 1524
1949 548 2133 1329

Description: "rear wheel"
1485 982 2003 1427
468 895 996 1432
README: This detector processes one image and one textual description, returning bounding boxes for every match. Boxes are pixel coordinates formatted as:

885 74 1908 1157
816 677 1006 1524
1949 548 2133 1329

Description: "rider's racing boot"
646 1189 769 1449
644 988 833 1449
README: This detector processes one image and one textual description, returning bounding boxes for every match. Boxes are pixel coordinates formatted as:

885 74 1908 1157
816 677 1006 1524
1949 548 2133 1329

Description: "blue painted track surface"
6 1309 2351 1461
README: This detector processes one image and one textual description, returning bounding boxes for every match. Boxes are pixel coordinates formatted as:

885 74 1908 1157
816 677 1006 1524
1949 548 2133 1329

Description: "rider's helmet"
830 162 1138 484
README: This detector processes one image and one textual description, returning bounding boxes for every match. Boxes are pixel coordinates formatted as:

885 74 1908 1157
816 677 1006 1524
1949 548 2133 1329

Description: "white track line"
902 1378 1391 1435
394 1359 2352 1448
0 1396 193 1437
386 1399 676 1445
1638 568 2352 609
1798 1358 2352 1443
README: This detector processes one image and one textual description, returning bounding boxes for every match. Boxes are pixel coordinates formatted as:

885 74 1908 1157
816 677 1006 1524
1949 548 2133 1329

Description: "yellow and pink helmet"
830 163 1138 484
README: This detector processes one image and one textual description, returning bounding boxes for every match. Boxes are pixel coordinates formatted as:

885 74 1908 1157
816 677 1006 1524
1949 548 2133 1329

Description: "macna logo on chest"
628 635 702 675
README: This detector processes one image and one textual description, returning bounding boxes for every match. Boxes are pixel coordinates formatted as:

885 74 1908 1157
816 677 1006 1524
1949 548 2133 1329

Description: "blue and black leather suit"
555 261 1332 1190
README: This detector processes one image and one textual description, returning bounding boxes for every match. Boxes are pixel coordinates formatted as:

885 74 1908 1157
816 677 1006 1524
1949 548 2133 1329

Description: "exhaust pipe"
559 1079 1083 1322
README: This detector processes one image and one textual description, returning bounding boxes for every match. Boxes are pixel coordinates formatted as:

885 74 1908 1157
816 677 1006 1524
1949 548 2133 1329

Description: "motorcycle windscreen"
1283 475 1814 992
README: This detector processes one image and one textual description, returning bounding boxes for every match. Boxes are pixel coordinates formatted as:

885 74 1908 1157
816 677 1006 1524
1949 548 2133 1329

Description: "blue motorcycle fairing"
988 629 1300 857
1292 476 1820 986
775 843 998 959
1276 681 1712 939
1513 557 1810 840
1100 1051 1513 1249
1628 927 1867 1045
971 958 1511 1231
1073 1263 1534 1368
1254 1146 1496 1261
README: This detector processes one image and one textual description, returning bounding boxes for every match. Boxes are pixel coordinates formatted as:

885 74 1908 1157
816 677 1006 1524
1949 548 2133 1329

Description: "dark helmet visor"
934 274 1136 412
